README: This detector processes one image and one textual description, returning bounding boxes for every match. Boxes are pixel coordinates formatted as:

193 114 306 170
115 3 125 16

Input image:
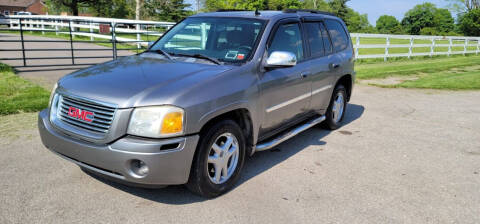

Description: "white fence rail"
2 15 480 60
351 33 480 60
5 15 175 47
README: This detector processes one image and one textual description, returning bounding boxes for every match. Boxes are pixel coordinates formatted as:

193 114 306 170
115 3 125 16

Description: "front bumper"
38 109 199 186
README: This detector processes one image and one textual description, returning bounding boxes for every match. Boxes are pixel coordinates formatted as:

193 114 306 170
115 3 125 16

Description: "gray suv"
39 10 355 197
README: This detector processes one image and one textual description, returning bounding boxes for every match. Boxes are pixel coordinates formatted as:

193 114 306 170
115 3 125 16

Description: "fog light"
130 160 149 178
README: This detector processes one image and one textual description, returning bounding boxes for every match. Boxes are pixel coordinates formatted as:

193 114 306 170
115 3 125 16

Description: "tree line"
45 0 480 36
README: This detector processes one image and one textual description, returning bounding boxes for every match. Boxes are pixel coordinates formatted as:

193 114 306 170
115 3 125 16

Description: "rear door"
303 19 338 112
258 19 311 136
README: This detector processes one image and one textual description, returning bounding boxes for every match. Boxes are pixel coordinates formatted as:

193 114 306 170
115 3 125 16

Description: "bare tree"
448 0 479 12
136 0 142 20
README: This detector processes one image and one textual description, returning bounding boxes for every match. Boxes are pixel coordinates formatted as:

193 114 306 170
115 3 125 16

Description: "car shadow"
83 103 365 204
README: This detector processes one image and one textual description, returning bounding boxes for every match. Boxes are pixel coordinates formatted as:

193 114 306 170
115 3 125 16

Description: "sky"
347 0 451 26
185 0 452 26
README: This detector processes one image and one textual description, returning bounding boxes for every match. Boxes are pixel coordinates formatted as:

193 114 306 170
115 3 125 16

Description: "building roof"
0 0 40 7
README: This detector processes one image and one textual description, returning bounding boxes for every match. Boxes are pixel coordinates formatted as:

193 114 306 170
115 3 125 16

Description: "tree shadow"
83 104 365 204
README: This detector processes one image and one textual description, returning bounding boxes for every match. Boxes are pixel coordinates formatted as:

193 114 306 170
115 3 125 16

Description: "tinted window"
320 22 333 55
152 18 266 63
325 20 349 52
304 22 325 57
268 23 304 61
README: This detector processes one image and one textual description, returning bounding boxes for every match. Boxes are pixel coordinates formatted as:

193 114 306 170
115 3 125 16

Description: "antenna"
255 8 261 16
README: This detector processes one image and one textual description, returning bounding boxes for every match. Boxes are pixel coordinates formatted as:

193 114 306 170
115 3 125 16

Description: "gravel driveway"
1 84 479 223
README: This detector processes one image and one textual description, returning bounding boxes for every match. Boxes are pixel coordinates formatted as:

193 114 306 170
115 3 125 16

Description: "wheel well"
199 109 254 154
336 74 353 101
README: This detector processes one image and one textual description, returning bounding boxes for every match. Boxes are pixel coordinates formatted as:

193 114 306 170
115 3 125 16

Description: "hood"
57 53 233 108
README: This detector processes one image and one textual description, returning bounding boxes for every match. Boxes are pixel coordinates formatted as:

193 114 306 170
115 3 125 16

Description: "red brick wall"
27 0 47 15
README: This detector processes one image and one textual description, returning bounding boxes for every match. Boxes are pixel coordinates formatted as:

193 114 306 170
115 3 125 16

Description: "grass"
357 55 480 90
0 63 49 115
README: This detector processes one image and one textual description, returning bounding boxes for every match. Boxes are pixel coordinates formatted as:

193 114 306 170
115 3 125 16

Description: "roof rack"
283 9 335 16
216 9 248 12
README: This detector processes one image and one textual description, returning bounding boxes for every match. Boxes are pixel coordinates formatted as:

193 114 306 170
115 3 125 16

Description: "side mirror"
147 41 155 49
265 51 297 68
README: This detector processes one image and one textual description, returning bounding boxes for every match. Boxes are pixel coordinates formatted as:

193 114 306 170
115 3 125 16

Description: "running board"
253 115 326 153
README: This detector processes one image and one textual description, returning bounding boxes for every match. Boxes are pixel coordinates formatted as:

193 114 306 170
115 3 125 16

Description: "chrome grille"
57 95 116 134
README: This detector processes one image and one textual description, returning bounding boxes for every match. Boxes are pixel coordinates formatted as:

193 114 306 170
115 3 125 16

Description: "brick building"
0 0 47 15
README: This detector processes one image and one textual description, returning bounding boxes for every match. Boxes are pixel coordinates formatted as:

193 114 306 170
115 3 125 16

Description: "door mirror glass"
265 51 297 68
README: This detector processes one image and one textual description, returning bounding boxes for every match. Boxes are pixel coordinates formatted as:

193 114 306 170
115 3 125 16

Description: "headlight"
127 106 184 138
48 83 58 108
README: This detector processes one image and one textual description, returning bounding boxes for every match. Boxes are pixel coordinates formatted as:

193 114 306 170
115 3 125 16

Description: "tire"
186 119 246 198
323 85 347 130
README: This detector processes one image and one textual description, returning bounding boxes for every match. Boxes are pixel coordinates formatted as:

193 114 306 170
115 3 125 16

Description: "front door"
259 20 312 136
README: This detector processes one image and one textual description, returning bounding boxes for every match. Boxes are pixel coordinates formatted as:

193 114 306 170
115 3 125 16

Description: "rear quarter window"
325 20 350 52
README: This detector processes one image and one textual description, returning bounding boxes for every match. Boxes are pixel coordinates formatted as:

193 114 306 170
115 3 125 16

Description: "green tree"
458 8 480 36
345 8 374 33
402 3 436 35
90 0 136 19
144 0 192 22
303 0 330 11
328 0 350 22
267 0 303 10
376 15 402 34
46 0 97 16
402 3 455 35
433 8 455 34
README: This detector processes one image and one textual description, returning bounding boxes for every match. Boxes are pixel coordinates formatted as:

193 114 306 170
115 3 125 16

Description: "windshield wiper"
171 53 222 65
147 49 174 61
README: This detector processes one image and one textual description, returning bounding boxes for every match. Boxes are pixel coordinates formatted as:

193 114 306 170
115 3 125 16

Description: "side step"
253 115 326 153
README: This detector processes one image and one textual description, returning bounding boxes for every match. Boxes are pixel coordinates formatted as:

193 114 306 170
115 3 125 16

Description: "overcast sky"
185 0 452 26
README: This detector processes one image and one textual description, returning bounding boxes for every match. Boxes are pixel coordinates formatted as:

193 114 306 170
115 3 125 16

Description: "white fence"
351 33 480 60
2 15 480 60
5 15 175 47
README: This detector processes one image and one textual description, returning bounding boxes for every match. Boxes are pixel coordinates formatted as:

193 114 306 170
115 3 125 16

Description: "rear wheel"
323 85 347 130
186 120 246 198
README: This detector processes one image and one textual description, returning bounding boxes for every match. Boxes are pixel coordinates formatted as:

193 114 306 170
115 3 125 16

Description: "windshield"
150 17 266 64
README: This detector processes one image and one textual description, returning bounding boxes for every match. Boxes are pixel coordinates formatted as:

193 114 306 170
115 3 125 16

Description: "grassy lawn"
0 63 49 115
357 55 480 90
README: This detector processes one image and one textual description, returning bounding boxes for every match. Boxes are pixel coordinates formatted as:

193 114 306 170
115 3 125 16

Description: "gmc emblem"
68 106 94 122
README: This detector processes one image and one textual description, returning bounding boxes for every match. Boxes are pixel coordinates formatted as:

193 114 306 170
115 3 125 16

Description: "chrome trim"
266 85 332 113
312 85 332 95
266 92 311 113
253 115 326 153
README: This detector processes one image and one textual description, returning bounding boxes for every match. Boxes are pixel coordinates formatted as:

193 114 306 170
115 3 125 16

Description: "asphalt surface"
1 84 479 223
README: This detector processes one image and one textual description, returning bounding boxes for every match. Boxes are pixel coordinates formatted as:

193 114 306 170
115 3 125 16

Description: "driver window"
268 23 304 61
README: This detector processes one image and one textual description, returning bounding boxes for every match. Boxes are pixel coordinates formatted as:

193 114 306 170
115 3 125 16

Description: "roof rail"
216 9 248 12
283 9 335 16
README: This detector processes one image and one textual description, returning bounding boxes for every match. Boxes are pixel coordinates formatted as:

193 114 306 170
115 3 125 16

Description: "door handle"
301 71 311 79
330 63 340 69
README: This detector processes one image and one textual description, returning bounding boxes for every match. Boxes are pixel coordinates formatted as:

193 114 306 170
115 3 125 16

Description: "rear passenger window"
304 23 324 57
325 20 349 52
320 23 333 55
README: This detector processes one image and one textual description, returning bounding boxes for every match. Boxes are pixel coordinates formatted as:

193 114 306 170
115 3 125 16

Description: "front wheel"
323 85 347 130
186 120 246 198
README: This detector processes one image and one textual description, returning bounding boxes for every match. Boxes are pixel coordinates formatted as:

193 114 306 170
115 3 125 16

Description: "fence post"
355 36 360 59
89 20 94 41
476 39 479 55
19 19 26 67
408 37 413 59
111 22 117 60
463 39 468 56
55 19 59 36
448 38 452 56
430 38 435 57
41 19 45 35
384 37 389 61
68 21 75 65
136 24 141 50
